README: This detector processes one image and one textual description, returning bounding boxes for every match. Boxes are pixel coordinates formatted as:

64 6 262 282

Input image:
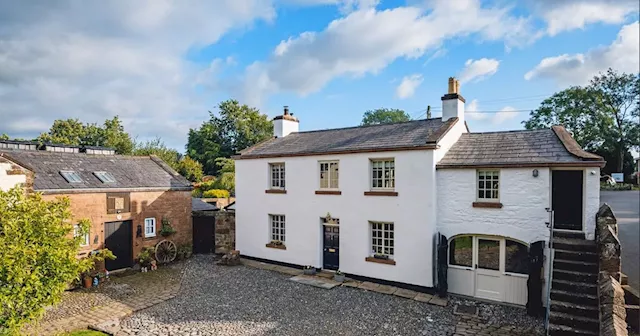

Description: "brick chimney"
273 105 299 138
441 77 465 123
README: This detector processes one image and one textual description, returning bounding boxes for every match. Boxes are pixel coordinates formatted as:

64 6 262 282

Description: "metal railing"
545 208 555 335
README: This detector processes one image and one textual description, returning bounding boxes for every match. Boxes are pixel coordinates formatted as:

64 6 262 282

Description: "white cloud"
395 74 423 99
465 99 488 120
458 58 500 84
283 0 379 13
530 0 639 36
243 1 536 105
524 21 639 86
492 106 519 124
0 1 275 148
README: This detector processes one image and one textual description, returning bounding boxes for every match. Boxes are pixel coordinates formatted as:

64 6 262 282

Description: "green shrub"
202 189 230 198
600 182 634 191
177 244 193 260
0 187 94 333
136 247 156 267
159 217 177 237
198 180 217 191
191 189 203 198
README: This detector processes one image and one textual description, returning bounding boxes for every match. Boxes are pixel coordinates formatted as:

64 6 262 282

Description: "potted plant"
333 270 345 283
303 265 316 275
136 246 155 271
373 252 389 260
159 217 177 237
81 248 116 288
270 240 283 246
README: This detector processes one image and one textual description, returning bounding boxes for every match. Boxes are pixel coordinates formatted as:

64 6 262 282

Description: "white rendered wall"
583 167 600 240
273 119 299 138
236 149 437 287
442 99 465 124
0 162 26 191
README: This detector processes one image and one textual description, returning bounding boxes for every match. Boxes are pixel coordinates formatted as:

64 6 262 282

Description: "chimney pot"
283 105 289 115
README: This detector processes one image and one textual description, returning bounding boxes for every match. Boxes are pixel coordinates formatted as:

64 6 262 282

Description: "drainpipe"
544 208 555 335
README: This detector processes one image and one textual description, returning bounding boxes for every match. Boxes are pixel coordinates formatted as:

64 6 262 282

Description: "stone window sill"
472 201 503 208
365 256 396 265
266 243 286 250
315 190 342 195
265 189 287 194
364 191 398 197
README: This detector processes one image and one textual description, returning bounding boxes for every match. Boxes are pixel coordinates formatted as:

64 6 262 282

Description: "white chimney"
441 77 465 123
273 105 299 138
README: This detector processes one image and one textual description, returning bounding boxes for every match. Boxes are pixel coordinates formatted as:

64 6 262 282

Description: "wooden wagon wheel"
155 240 177 264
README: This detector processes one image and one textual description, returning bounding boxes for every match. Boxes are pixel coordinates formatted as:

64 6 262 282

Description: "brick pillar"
596 204 621 282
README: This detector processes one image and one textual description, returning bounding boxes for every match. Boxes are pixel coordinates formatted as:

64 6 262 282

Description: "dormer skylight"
94 171 116 183
60 171 82 183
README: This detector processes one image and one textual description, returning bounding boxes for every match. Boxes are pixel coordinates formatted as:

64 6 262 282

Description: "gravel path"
120 255 543 335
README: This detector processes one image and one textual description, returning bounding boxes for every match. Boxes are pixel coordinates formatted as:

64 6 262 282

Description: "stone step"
550 301 598 319
552 279 597 296
554 249 597 263
548 323 598 336
553 238 596 253
549 311 599 332
553 230 586 240
551 289 598 306
553 259 598 273
553 269 597 283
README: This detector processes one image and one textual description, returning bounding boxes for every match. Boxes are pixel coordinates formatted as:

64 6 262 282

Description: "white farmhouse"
234 78 604 315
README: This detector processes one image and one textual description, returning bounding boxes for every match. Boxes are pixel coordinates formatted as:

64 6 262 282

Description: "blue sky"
0 0 638 151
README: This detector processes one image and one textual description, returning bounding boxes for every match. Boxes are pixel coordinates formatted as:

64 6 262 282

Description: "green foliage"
202 189 230 198
0 134 8 140
187 100 272 175
177 244 193 260
133 138 181 169
62 330 109 336
136 247 156 267
523 68 639 174
191 189 203 198
37 116 134 154
177 156 204 182
361 108 411 126
0 187 94 333
600 182 635 191
159 217 176 237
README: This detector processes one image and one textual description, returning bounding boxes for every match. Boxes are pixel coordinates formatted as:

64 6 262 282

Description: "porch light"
532 169 539 178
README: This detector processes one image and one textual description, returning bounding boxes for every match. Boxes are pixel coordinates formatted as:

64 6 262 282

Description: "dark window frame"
106 192 131 214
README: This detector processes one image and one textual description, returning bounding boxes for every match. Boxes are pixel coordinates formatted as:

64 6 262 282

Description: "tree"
38 116 134 154
361 108 411 126
523 69 639 174
0 134 8 140
177 156 204 182
133 138 181 169
0 187 93 334
187 100 272 175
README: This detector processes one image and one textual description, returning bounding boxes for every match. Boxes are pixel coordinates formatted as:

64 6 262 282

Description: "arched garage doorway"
447 235 529 305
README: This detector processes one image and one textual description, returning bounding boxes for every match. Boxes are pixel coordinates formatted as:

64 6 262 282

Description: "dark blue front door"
323 226 339 270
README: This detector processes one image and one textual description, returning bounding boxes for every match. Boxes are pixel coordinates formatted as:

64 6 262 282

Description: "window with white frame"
477 170 499 201
74 224 90 247
269 163 285 189
371 221 394 257
270 215 286 242
144 218 156 237
371 159 395 189
319 161 339 189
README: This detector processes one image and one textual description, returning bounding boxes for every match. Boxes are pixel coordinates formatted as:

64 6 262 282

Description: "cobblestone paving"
23 261 185 335
119 255 544 336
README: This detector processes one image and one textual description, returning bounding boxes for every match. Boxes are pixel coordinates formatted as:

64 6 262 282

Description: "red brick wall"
42 190 192 261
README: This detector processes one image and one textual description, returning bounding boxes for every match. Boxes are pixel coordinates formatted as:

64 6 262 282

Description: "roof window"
60 171 82 183
94 171 116 183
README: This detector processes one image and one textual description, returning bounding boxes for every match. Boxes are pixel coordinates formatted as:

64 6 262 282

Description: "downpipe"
545 208 555 336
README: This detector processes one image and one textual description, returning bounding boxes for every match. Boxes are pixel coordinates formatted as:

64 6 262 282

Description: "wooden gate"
104 220 133 270
192 215 215 254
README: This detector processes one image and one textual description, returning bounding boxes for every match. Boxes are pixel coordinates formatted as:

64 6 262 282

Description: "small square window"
60 170 82 183
94 171 116 183
477 170 499 201
269 163 285 189
319 161 339 189
144 218 156 237
370 221 394 258
270 214 286 242
371 159 395 190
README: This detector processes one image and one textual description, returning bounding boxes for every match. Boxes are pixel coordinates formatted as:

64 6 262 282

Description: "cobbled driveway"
120 255 543 336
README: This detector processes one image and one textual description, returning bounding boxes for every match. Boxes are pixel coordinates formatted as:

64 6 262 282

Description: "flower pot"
303 268 316 276
334 274 345 283
82 276 92 288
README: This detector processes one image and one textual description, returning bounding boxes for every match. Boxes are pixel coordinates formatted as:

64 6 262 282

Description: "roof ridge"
293 118 442 135
0 148 155 159
465 129 550 135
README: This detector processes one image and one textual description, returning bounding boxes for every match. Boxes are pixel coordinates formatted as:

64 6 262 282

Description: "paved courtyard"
119 255 543 335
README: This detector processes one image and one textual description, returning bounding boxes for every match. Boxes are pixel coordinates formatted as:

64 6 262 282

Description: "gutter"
37 186 193 195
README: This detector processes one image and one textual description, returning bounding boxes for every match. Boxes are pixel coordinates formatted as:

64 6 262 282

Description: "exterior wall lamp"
532 169 539 178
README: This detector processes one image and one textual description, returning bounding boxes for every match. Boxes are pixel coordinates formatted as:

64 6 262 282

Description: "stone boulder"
217 250 241 266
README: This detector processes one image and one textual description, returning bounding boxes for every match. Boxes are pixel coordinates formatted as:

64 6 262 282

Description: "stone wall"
215 211 235 254
596 204 627 336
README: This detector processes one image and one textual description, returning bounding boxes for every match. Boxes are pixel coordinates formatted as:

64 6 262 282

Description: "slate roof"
0 149 192 191
192 198 218 212
437 127 604 168
237 118 458 159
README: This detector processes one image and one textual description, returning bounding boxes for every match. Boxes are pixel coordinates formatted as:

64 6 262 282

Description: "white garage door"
447 235 529 305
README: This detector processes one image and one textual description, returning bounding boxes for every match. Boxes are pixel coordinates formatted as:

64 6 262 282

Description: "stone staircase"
548 230 600 336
